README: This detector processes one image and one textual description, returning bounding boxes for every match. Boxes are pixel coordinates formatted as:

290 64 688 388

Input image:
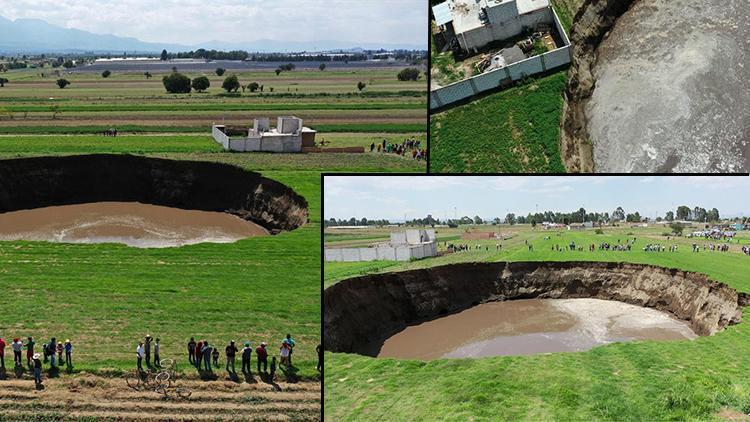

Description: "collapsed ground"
324 225 750 420
0 62 429 419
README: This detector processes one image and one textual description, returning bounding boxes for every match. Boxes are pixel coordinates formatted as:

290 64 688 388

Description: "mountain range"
0 16 424 54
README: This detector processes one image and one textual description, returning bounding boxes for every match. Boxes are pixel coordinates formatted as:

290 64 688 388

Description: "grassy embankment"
325 225 750 420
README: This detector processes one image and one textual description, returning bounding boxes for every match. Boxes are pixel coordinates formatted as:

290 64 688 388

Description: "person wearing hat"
64 340 73 368
225 340 238 373
241 342 253 374
32 353 42 385
154 338 161 368
187 337 196 365
256 342 268 373
136 341 145 371
11 338 23 367
25 337 35 367
144 335 152 368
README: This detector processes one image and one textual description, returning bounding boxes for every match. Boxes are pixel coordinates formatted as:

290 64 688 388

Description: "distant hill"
0 16 424 54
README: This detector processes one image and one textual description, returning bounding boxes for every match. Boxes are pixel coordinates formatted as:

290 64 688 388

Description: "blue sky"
324 176 750 221
1 0 426 46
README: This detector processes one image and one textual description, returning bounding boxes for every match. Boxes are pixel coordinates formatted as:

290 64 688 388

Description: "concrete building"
325 230 438 262
432 0 553 53
211 116 316 153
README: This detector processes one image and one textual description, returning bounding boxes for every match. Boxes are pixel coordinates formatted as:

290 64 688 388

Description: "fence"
325 242 437 262
430 7 572 110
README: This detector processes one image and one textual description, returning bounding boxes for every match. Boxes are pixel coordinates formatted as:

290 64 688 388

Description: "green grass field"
430 72 567 173
325 225 750 419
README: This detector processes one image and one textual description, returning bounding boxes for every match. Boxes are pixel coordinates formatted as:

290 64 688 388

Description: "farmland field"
0 66 426 171
430 72 567 173
0 62 425 419
324 224 750 420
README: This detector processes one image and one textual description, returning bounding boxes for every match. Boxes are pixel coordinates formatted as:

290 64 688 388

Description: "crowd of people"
0 336 74 387
133 334 322 382
370 138 426 160
692 243 732 252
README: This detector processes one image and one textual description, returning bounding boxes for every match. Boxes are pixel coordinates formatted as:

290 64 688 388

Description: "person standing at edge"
256 342 268 373
25 337 35 367
201 340 212 372
195 339 204 369
187 337 196 365
285 334 296 366
241 342 253 374
154 338 161 368
144 335 152 368
0 337 6 370
64 340 73 368
32 353 42 386
225 340 238 373
12 338 23 367
136 341 144 371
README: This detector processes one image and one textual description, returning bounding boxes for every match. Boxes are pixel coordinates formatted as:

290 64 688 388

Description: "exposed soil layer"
0 154 308 234
0 201 268 248
378 298 697 360
0 373 320 421
560 0 637 172
324 262 747 356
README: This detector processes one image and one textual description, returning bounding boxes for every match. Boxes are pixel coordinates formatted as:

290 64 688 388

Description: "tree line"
325 206 744 228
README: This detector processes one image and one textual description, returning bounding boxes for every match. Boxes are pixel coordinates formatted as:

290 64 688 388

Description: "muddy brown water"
378 299 697 360
0 202 268 248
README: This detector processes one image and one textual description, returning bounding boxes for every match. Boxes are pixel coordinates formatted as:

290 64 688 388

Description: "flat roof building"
212 116 316 153
432 0 552 53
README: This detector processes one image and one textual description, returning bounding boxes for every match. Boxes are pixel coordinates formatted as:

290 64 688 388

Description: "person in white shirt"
11 338 23 367
136 342 145 371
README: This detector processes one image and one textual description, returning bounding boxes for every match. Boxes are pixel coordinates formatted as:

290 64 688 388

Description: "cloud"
3 0 426 45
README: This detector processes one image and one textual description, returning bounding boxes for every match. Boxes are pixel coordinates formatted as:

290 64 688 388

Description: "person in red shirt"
195 340 204 369
0 337 6 370
256 342 268 373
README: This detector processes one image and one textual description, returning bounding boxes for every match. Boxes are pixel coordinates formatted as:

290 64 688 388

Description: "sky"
324 176 750 221
0 0 425 46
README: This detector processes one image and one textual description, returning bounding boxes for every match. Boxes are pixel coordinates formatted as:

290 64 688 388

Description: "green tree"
319 63 326 71
397 68 421 81
56 79 70 89
665 211 674 221
0 77 7 87
144 72 152 79
275 69 282 76
191 76 210 92
222 75 241 92
612 207 625 221
670 222 684 236
247 82 260 92
357 81 366 91
707 208 720 222
62 60 74 69
160 49 168 61
102 70 111 78
676 205 691 221
473 215 483 225
162 72 191 93
215 68 226 76
505 213 516 225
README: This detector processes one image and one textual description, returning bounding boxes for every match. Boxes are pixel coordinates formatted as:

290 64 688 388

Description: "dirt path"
0 373 320 421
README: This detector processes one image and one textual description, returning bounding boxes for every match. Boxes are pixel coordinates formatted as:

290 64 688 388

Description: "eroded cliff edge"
560 0 637 172
0 154 308 234
325 261 747 355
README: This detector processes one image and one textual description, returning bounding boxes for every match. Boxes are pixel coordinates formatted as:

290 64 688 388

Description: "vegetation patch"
429 72 567 173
